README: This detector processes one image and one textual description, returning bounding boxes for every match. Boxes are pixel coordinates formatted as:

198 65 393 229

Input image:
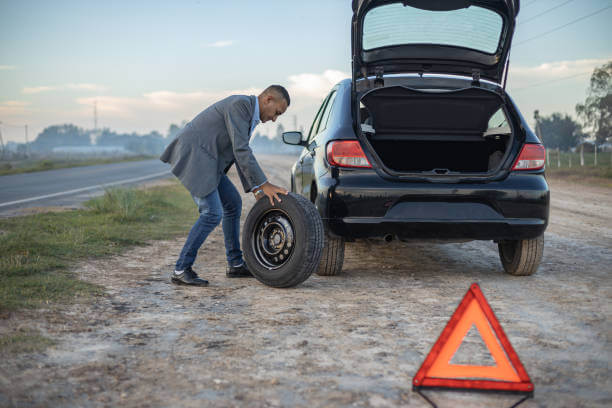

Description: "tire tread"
316 233 345 276
243 193 324 288
498 234 544 276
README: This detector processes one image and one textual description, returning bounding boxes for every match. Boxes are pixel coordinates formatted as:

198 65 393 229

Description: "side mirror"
282 131 304 146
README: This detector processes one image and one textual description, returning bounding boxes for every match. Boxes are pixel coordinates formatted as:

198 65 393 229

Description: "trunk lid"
352 0 520 85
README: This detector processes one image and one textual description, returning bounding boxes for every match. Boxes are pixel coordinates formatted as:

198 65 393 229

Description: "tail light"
512 144 545 171
326 140 372 168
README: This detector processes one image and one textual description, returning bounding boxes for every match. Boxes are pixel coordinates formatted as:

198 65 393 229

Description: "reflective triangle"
413 283 534 392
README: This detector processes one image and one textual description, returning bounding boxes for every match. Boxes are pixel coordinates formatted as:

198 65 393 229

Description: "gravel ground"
1 154 610 408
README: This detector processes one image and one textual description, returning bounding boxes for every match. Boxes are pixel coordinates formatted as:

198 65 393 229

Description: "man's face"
260 93 288 123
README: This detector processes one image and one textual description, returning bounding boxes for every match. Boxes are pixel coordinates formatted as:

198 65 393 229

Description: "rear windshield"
362 3 503 54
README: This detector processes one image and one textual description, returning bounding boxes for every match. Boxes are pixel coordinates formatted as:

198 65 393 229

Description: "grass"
545 151 612 187
0 155 156 176
0 329 56 354
0 180 197 313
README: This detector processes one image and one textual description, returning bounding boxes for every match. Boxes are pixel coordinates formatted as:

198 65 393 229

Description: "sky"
0 0 611 143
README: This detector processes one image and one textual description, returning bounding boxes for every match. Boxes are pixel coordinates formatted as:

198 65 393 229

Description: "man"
160 85 290 286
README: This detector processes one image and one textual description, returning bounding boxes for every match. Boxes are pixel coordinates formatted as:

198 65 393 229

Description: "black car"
282 0 548 277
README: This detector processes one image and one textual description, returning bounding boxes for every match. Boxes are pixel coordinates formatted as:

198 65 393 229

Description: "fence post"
595 144 598 166
580 144 584 166
546 147 550 165
569 154 572 168
557 148 561 168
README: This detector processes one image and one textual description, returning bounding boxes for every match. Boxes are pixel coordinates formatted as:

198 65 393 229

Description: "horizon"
1 0 611 144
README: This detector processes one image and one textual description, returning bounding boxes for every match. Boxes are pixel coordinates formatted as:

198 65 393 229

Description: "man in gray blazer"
160 85 290 286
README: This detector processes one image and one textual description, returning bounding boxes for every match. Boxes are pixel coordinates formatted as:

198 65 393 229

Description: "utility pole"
94 100 98 130
24 124 30 157
0 121 5 158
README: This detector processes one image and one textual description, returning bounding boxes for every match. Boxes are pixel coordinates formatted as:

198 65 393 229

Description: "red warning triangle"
413 283 534 392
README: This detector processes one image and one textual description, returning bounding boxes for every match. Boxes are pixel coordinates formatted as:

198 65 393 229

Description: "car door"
302 88 338 201
296 93 330 196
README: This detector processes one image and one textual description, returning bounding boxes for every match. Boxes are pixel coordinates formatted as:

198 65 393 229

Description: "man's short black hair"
264 85 290 106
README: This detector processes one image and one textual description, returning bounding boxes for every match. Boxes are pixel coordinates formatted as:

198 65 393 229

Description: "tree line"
535 61 610 151
5 119 300 158
11 122 188 156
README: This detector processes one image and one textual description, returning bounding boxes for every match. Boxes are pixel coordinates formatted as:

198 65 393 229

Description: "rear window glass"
488 108 508 128
362 3 503 54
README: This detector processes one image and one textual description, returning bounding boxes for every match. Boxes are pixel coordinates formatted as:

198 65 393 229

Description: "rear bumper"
339 217 545 240
316 169 549 241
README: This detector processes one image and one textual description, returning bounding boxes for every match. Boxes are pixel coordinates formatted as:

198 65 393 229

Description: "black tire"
498 234 544 276
242 192 324 288
316 233 345 276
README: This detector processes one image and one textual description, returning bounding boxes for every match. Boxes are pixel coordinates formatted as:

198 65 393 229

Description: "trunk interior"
359 86 512 174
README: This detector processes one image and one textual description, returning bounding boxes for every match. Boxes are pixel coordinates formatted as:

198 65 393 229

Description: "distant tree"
31 124 90 152
535 112 585 151
576 61 611 146
125 131 166 155
167 123 181 139
16 143 28 157
275 123 285 141
147 130 163 140
96 128 138 147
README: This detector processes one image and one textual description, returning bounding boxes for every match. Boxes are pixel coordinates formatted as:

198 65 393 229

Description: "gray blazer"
160 95 267 198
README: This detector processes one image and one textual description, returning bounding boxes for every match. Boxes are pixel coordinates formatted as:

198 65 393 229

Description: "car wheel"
243 192 324 288
316 233 345 276
498 234 544 276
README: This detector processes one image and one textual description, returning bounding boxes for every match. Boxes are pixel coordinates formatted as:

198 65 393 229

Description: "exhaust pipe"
384 234 394 242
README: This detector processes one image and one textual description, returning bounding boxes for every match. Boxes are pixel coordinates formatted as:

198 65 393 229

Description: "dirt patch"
1 154 610 408
546 177 612 248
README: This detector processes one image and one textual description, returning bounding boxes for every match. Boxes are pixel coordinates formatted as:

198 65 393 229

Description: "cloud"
75 87 262 119
23 86 57 94
22 83 107 94
0 100 30 116
252 69 350 137
206 40 235 48
507 57 611 90
63 69 348 140
287 69 349 99
0 65 16 70
66 83 107 92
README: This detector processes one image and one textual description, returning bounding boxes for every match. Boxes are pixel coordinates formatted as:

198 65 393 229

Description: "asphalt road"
0 159 171 216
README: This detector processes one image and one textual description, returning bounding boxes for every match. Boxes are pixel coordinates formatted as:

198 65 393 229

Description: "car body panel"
289 77 548 242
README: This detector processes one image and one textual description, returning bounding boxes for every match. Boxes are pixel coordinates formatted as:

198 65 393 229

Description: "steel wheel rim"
251 209 296 270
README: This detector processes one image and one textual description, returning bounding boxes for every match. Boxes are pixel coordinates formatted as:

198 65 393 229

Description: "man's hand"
253 181 289 206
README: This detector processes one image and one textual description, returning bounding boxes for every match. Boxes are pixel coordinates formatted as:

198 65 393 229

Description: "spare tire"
242 192 324 288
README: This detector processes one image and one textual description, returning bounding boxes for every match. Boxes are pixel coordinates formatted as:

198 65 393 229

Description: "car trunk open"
359 86 512 175
352 0 519 85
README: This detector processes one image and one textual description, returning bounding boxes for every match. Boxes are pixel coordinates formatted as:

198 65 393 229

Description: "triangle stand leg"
509 393 532 408
414 387 533 408
414 387 438 408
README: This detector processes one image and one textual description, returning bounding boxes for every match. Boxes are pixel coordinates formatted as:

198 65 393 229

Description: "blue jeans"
175 174 244 270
